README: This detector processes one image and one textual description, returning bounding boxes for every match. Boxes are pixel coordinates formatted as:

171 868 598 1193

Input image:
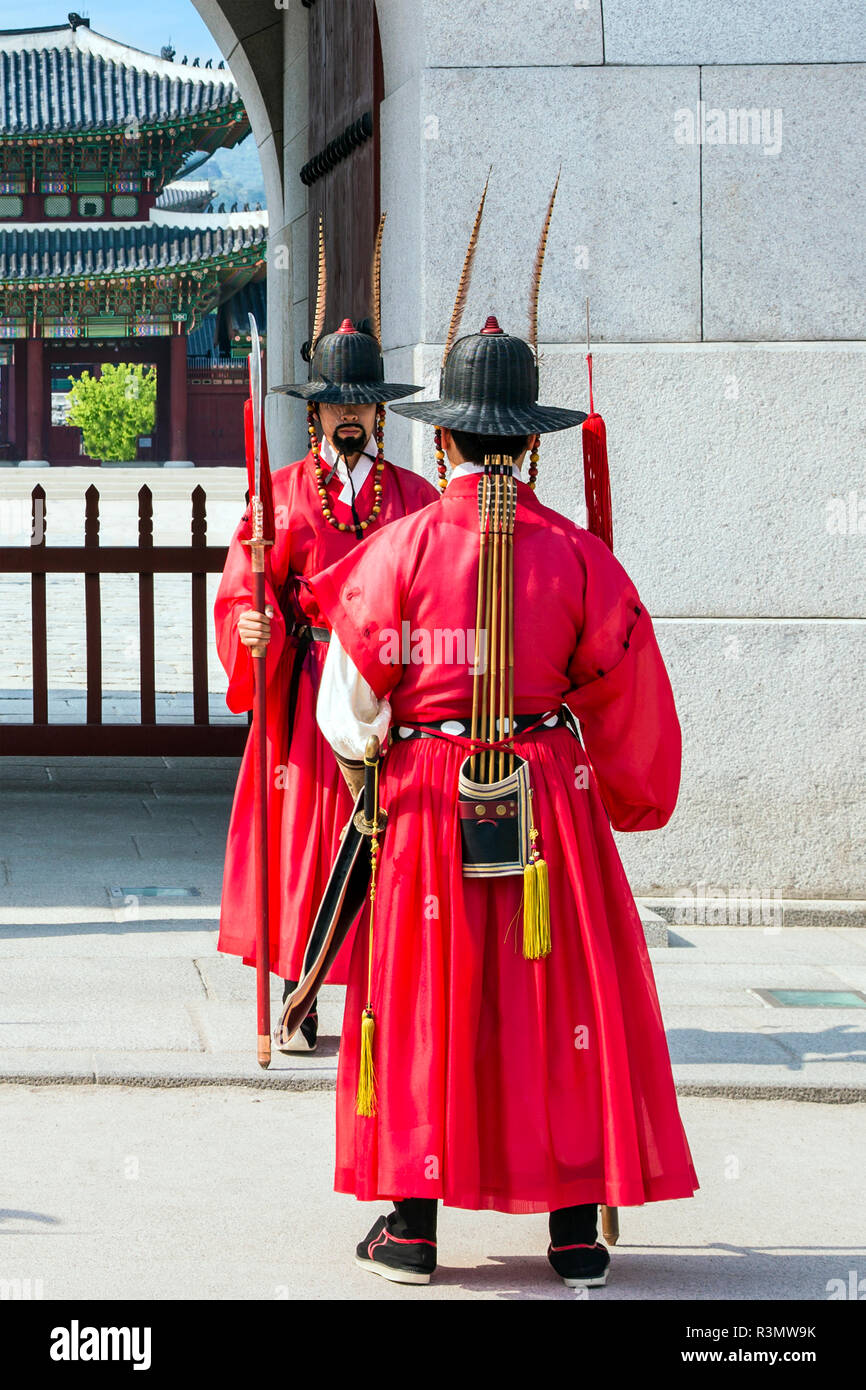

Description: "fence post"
138 486 155 725
31 484 47 725
84 484 102 726
191 485 209 726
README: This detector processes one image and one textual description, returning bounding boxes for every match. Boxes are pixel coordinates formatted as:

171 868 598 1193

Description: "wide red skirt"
335 725 698 1214
219 640 357 983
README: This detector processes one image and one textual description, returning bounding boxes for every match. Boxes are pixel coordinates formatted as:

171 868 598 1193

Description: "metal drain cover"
750 988 866 1009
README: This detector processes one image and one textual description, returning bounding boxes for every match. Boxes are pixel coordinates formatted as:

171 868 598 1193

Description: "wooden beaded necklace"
308 402 386 533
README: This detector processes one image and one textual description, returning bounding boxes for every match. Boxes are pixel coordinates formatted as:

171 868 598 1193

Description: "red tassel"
582 353 613 551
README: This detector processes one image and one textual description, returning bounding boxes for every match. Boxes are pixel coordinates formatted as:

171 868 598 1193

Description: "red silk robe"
312 471 698 1213
214 451 437 980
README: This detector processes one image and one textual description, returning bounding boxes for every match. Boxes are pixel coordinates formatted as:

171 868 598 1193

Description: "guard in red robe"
309 197 698 1285
215 302 436 1051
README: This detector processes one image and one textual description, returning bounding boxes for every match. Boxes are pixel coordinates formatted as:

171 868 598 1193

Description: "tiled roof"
0 216 268 279
0 22 243 134
155 180 215 213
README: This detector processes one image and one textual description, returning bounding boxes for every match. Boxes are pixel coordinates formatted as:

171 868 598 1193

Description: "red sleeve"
310 523 408 701
214 508 287 714
565 533 681 831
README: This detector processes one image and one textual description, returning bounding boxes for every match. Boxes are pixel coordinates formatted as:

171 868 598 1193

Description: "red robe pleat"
312 473 698 1213
214 450 437 981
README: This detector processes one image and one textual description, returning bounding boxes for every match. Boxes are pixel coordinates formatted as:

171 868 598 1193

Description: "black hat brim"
273 380 421 404
389 399 587 434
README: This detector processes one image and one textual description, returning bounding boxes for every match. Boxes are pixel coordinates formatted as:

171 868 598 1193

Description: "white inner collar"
448 461 522 486
320 434 378 505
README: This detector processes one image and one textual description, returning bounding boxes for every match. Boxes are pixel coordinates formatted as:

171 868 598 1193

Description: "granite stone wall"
279 1 865 900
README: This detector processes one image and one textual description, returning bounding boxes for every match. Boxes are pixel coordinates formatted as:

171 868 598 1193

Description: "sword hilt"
353 736 387 836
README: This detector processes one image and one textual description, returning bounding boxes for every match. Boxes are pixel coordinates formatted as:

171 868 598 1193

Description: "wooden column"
25 338 45 461
169 332 188 461
7 343 18 449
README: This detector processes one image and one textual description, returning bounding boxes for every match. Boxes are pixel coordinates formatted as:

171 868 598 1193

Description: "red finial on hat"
337 318 356 334
480 315 503 334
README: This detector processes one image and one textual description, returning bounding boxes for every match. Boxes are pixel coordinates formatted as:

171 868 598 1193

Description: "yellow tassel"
356 1008 377 1116
523 857 551 960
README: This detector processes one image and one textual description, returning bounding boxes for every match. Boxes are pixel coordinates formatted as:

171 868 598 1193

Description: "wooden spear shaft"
246 499 271 1068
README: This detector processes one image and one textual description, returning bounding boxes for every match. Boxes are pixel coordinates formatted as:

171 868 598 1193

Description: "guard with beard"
214 218 437 1052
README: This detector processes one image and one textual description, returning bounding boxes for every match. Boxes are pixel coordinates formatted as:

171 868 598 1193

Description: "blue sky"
0 2 225 64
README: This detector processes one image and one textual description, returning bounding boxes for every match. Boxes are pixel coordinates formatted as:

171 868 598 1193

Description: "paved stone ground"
0 1087 863 1301
0 758 865 1094
0 755 863 1303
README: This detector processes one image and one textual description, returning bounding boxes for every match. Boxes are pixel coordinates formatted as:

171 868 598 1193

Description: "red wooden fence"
0 483 247 756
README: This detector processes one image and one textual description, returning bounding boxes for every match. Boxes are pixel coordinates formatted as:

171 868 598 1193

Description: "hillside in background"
186 136 266 211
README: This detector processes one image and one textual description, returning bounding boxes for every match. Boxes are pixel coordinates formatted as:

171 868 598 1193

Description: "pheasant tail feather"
528 168 561 362
443 168 491 369
311 214 327 353
370 212 386 348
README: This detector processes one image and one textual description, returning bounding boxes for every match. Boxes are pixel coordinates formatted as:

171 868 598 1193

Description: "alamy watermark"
379 623 488 674
674 102 783 156
825 491 866 535
672 884 784 929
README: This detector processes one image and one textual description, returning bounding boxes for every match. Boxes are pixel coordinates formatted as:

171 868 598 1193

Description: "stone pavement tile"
0 956 204 1006
138 791 235 808
653 961 855 1007
664 1021 792 1066
785 903 866 929
672 1061 866 1097
8 820 188 847
824 961 866 992
1 1091 862 1300
162 757 244 771
193 958 347 1035
88 1053 338 1087
0 1049 96 1080
129 832 227 862
193 956 289 1006
0 924 219 958
188 1000 343 1058
663 1005 866 1070
2 790 182 822
829 929 866 956
0 857 211 904
41 766 236 793
0 764 51 786
116 858 226 899
0 1005 203 1052
658 927 866 966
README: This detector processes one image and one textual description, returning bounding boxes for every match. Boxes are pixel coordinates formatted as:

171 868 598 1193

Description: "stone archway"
188 1 426 464
191 0 304 460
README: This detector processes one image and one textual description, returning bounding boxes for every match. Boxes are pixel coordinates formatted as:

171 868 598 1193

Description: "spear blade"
248 312 263 504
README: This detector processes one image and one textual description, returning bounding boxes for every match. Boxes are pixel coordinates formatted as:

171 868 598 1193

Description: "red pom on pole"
582 352 613 551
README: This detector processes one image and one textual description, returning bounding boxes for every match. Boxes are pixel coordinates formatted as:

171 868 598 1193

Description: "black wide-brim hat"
274 319 420 405
391 320 587 434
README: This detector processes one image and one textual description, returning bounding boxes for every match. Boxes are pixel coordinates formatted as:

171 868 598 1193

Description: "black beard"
333 425 366 455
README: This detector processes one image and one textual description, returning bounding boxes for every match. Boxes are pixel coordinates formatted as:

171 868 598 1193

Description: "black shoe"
278 981 318 1054
547 1240 610 1288
355 1211 437 1286
548 1204 610 1288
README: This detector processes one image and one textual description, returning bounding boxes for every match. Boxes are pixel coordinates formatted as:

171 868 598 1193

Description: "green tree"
67 363 157 462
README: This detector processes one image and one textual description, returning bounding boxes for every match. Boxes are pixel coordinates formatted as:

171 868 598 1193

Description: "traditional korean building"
0 15 267 465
